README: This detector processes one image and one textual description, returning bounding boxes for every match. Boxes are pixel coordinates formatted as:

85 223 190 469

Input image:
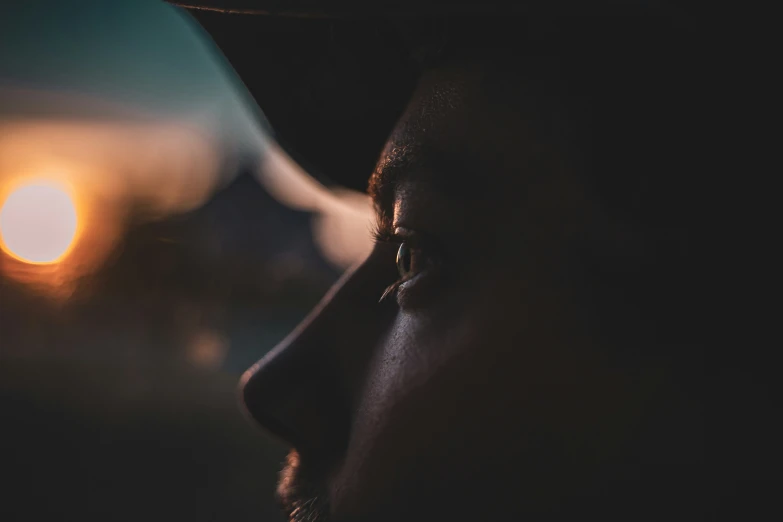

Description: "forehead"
369 58 541 217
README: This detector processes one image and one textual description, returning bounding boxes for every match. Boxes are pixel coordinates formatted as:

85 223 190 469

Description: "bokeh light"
0 182 78 263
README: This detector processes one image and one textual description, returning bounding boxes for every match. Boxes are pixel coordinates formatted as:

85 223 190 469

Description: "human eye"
375 226 441 306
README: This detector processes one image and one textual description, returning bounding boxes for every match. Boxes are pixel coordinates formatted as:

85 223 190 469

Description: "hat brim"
174 1 669 191
170 1 556 17
184 8 425 192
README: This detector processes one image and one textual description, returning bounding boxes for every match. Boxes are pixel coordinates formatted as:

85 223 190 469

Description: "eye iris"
396 243 412 277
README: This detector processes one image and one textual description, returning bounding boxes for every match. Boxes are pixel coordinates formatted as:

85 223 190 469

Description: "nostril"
239 366 302 447
238 355 350 456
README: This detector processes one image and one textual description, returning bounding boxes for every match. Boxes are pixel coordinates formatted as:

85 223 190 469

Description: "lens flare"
0 182 78 263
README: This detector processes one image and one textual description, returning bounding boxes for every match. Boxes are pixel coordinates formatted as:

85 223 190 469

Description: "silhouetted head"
237 13 706 522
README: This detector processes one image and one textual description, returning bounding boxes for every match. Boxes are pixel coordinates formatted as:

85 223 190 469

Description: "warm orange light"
0 182 78 264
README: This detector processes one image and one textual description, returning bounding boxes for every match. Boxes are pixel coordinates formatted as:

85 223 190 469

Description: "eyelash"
371 218 434 304
370 216 395 245
379 279 405 303
371 218 405 303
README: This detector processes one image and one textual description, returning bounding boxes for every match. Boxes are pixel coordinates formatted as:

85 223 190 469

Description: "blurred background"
0 1 373 520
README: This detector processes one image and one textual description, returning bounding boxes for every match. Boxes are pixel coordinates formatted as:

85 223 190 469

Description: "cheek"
342 292 512 452
361 295 489 408
354 312 459 430
333 309 497 509
352 263 626 454
333 237 650 512
352 267 534 444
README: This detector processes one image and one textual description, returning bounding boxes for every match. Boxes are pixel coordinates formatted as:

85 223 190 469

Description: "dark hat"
172 1 677 192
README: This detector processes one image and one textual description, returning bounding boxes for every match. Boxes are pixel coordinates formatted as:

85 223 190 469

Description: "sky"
0 0 264 212
0 0 260 135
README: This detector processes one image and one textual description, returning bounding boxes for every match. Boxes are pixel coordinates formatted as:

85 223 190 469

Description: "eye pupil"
396 243 412 277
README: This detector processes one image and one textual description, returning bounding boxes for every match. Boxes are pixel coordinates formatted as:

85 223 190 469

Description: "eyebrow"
368 137 487 230
368 141 422 222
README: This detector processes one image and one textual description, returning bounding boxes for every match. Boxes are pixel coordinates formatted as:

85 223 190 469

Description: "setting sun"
0 182 78 263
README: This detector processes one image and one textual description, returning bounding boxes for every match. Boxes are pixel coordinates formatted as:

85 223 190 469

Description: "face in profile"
240 44 702 522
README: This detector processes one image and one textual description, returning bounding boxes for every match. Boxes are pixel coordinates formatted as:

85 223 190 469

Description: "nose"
239 255 393 456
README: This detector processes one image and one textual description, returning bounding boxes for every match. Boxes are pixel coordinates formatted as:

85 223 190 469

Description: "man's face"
241 57 670 521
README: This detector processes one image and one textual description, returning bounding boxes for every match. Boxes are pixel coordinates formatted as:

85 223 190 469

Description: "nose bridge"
239 258 392 454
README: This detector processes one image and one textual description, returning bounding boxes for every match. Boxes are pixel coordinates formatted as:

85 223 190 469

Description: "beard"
277 450 332 522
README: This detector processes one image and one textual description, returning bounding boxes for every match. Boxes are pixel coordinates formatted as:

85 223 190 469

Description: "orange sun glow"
0 182 78 263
